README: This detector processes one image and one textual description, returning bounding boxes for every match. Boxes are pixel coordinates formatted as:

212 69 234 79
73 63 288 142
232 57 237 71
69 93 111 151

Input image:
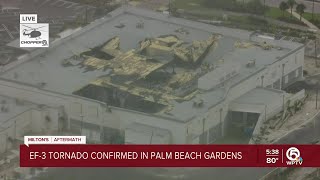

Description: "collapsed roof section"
100 36 123 57
174 35 219 63
89 76 197 106
82 51 166 81
75 34 219 113
139 34 220 64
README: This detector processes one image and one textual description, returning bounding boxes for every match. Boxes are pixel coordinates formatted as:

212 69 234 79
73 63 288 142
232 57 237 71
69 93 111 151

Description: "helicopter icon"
22 25 47 40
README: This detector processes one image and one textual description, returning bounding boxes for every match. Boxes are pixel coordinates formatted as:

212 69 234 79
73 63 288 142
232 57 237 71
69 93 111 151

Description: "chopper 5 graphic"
22 25 46 40
20 23 49 47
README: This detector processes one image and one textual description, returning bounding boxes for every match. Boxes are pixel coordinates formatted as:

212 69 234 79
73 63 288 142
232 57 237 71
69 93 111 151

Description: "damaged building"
74 34 218 114
0 6 305 144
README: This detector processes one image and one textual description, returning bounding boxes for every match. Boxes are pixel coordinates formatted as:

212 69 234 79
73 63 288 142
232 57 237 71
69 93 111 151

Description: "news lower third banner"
20 136 320 167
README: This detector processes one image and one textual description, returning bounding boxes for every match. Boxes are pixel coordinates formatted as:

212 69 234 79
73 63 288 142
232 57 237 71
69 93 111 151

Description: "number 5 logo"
286 147 300 161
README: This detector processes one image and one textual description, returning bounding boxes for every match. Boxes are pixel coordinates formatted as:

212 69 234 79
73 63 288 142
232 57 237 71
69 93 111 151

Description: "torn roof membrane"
90 76 199 106
77 34 220 110
82 50 166 79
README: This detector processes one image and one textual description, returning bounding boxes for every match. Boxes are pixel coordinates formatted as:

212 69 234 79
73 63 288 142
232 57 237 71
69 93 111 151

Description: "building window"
209 124 221 143
199 131 208 144
295 69 299 77
256 77 260 87
285 75 289 84
272 70 277 78
70 118 81 133
226 73 231 79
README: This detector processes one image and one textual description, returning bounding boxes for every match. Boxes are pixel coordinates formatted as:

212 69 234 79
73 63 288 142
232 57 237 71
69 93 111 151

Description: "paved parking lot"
0 0 97 66
0 0 96 42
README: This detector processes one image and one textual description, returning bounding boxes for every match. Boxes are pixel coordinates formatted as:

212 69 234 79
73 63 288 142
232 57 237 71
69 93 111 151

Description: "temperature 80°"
266 157 279 164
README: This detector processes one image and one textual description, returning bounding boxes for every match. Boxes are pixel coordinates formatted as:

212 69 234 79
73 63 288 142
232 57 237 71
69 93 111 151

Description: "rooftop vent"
115 23 125 29
15 98 25 106
262 41 272 50
45 115 51 122
246 59 256 68
14 72 18 79
193 99 204 108
1 105 9 112
136 21 144 29
38 82 47 88
218 59 224 64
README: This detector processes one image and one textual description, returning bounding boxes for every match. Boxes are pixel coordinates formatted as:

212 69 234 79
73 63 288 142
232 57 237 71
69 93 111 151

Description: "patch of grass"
175 0 305 26
182 8 222 19
278 16 306 26
265 7 306 26
174 0 206 10
302 12 320 21
302 12 320 28
174 0 315 40
228 15 267 26
265 7 290 19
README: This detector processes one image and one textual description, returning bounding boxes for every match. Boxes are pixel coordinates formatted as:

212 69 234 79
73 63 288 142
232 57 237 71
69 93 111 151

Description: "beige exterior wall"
112 108 184 144
0 107 59 153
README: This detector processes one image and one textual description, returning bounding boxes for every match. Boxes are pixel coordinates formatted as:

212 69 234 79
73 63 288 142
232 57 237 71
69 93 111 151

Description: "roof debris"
76 34 219 113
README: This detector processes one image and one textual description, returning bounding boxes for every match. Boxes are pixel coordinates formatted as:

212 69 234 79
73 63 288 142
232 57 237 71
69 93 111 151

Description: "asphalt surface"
32 108 320 180
33 125 319 180
34 167 274 180
33 129 317 180
276 111 320 144
33 78 320 180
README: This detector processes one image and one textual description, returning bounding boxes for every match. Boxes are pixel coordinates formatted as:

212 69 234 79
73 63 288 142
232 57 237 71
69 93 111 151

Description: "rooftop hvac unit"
246 59 256 68
136 21 144 29
193 99 204 108
1 105 8 112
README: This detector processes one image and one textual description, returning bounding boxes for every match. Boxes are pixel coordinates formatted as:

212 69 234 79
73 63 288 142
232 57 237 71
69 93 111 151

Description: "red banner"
20 145 320 167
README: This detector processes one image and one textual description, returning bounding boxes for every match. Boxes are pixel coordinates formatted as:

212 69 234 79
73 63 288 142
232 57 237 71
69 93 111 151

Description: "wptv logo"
286 147 303 166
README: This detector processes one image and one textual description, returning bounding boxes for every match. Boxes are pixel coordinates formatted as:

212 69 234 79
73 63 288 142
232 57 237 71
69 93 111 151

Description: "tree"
205 0 237 10
287 0 296 17
247 0 266 15
279 1 289 17
169 0 177 15
263 0 266 17
296 3 306 21
312 0 315 20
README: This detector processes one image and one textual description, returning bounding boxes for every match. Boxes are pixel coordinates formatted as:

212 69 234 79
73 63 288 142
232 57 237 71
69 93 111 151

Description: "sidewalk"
289 10 319 30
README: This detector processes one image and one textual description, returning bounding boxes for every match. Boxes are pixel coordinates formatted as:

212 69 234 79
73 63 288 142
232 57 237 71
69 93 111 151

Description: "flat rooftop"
230 87 286 113
0 6 303 121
